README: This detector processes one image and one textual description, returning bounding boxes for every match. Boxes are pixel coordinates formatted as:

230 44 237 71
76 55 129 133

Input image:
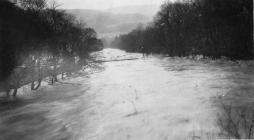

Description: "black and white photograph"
0 0 253 139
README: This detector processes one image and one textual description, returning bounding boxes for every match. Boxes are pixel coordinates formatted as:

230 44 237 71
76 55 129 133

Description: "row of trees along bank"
0 0 104 96
111 0 253 60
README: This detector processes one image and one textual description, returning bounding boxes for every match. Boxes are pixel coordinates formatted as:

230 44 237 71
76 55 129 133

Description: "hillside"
66 9 149 37
107 5 160 17
66 5 160 37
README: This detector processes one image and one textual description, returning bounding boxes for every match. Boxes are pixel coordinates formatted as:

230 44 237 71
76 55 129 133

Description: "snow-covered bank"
0 49 253 140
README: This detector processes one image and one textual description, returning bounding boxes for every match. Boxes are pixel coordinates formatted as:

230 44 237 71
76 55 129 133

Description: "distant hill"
107 5 160 17
66 5 160 37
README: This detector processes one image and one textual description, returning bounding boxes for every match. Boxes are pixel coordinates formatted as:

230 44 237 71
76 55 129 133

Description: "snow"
0 48 253 140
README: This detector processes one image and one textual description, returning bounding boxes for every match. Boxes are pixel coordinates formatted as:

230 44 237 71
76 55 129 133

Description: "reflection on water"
0 49 253 140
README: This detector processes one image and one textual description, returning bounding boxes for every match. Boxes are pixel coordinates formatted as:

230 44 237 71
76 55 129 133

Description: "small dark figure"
141 46 145 57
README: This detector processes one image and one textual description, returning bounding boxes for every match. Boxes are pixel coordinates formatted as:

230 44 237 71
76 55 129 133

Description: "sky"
57 0 167 10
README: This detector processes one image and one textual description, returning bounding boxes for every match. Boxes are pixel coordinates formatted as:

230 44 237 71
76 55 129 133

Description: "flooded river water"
0 49 254 140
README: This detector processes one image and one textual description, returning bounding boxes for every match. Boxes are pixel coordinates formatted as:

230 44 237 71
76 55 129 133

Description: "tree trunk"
6 88 18 97
52 56 58 84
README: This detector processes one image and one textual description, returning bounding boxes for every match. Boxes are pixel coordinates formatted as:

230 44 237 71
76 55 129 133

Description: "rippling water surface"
0 49 254 140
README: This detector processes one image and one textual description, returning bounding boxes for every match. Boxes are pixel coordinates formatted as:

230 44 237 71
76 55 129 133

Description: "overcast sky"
57 0 167 10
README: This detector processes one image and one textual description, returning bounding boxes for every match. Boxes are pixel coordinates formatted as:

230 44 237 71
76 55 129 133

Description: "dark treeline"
0 0 103 95
112 0 253 60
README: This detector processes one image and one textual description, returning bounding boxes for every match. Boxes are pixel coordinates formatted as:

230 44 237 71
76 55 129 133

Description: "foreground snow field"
0 49 254 140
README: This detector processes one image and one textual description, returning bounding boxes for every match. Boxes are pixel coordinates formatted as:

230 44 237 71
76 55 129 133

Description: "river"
0 48 254 140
